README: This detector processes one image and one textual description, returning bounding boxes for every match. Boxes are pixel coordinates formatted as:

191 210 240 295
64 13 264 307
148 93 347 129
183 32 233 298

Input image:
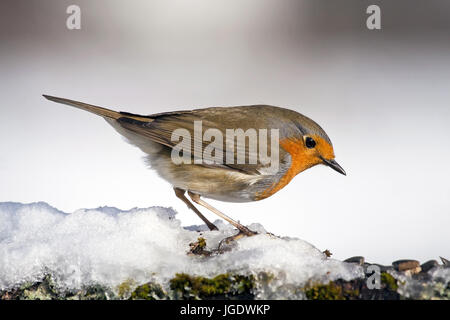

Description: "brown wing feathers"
43 95 277 175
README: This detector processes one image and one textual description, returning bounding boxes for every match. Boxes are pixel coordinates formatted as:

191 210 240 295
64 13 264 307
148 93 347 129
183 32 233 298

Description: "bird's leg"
173 188 218 231
188 191 257 237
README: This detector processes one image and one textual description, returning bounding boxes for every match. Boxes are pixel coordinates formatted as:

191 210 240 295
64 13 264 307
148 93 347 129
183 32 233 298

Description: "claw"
218 228 257 249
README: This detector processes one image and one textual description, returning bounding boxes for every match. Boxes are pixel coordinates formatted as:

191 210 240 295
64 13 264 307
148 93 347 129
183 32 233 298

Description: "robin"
43 95 345 238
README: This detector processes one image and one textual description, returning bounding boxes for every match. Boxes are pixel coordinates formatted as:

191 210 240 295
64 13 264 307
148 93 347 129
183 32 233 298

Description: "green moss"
78 284 110 300
169 273 255 299
305 282 345 300
197 237 206 249
22 285 53 300
233 275 255 294
381 272 398 291
130 283 166 300
117 279 135 299
19 274 58 300
344 287 360 298
188 237 211 256
304 281 360 300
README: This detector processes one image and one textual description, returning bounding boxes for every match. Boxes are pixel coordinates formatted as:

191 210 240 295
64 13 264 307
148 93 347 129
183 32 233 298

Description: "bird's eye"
305 137 316 149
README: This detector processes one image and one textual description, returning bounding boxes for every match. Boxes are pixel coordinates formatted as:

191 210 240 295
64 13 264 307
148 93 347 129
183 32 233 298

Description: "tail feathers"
43 95 122 120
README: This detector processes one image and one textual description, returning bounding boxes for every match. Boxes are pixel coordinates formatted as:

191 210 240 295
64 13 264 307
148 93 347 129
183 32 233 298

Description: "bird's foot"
218 227 257 249
236 225 258 237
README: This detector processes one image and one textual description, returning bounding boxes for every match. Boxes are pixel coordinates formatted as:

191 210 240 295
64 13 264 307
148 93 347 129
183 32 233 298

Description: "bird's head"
297 134 346 175
283 113 346 176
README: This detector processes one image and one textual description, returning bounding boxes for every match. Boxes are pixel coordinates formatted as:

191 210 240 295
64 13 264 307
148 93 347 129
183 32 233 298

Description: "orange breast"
255 136 327 200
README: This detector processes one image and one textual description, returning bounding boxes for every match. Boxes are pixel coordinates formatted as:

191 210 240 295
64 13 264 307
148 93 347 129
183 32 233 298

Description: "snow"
0 202 363 297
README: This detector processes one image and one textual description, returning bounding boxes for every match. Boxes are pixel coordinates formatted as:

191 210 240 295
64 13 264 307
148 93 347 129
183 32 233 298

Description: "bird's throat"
255 136 329 200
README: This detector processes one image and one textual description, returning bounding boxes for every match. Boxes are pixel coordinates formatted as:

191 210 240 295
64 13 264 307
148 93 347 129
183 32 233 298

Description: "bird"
43 95 346 238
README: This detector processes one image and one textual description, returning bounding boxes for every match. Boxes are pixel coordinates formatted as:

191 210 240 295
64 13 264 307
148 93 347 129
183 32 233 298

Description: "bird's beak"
321 157 346 176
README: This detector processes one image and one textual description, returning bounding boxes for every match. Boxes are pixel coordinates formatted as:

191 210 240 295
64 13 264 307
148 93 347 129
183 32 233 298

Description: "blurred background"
1 0 449 264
